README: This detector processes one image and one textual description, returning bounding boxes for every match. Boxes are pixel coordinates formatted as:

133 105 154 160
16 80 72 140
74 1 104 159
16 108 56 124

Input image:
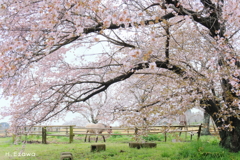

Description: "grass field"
0 133 239 160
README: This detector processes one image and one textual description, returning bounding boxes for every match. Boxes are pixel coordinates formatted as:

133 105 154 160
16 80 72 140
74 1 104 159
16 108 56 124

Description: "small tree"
73 91 110 124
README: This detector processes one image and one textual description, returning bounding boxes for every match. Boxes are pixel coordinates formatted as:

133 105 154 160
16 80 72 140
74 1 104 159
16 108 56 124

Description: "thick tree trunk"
202 111 211 135
218 117 240 152
202 99 240 152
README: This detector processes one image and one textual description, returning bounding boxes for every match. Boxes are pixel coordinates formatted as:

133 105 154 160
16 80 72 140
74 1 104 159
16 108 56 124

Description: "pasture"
0 133 239 160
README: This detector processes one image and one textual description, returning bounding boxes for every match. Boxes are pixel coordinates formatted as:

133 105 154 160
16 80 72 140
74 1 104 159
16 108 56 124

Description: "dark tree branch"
165 0 225 37
155 61 186 76
116 100 165 112
200 0 215 9
28 12 176 65
65 60 187 109
164 23 170 63
143 3 160 11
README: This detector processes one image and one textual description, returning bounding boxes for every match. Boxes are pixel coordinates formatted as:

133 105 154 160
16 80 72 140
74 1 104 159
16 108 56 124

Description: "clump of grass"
111 131 123 138
108 134 132 143
142 134 162 141
178 138 229 160
161 152 171 158
178 145 193 158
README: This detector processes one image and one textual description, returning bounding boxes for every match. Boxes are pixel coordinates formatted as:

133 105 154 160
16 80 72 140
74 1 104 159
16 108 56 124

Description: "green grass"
0 135 240 160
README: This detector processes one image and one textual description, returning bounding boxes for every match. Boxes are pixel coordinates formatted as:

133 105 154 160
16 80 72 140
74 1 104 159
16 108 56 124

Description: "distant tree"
72 91 110 124
114 78 163 128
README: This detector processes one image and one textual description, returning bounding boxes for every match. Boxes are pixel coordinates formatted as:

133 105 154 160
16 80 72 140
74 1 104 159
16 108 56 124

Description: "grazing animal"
84 123 112 142
179 114 187 136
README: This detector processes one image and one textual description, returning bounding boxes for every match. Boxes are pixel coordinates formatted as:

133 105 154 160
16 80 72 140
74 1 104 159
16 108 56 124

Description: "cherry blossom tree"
112 73 185 128
0 0 240 152
72 91 112 124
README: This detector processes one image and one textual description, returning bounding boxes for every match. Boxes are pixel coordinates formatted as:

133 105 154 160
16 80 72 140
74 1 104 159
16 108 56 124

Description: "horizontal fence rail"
9 124 219 144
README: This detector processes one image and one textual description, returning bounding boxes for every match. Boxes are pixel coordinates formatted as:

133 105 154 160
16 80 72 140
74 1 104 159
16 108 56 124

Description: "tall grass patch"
142 134 162 141
178 137 232 160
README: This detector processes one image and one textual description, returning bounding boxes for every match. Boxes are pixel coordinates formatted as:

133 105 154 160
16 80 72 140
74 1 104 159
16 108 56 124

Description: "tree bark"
202 111 211 135
218 117 240 153
202 99 240 152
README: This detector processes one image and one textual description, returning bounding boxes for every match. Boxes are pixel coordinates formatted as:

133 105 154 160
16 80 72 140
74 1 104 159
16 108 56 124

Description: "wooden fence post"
42 126 47 144
24 127 27 140
134 127 138 135
190 132 193 141
12 134 16 143
69 126 74 143
66 127 68 135
4 129 8 137
197 124 202 141
164 132 167 142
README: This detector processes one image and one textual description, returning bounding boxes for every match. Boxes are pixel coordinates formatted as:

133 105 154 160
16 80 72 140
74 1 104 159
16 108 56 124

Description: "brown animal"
84 123 112 142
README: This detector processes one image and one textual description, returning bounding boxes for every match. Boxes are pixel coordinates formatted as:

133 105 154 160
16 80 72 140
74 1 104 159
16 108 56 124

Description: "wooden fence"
14 124 205 144
0 129 10 137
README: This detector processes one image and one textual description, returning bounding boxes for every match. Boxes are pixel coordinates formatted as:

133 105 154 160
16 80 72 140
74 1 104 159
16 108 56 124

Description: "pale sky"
0 97 82 125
